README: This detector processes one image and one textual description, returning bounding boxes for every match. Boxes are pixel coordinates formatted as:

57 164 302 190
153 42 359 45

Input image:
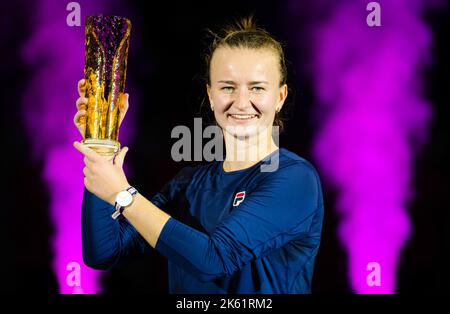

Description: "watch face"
117 191 133 207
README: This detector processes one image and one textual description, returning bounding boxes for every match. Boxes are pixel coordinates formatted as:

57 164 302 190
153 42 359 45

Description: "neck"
222 129 278 172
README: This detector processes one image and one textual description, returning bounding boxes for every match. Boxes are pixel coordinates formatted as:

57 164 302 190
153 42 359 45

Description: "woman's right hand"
73 78 130 138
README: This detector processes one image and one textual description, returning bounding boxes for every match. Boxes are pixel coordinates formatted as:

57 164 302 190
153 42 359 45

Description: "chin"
223 124 262 139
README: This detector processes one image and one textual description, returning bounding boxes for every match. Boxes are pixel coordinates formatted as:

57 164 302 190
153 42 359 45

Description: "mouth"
227 113 260 123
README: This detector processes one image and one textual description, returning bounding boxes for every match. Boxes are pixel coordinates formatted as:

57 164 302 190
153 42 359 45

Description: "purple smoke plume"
21 0 135 293
310 0 433 292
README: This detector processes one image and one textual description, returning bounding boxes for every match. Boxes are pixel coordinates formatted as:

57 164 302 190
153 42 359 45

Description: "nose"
234 88 252 111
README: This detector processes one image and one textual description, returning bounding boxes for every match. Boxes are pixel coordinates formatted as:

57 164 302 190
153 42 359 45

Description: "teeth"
229 114 257 119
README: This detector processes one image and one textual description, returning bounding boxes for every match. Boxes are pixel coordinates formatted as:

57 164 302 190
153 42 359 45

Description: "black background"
2 0 448 294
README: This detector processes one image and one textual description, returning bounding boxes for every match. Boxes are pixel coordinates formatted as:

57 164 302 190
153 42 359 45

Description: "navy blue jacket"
82 148 324 293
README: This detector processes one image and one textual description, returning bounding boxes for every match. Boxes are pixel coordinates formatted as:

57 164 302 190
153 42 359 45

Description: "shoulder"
258 149 324 214
260 148 322 185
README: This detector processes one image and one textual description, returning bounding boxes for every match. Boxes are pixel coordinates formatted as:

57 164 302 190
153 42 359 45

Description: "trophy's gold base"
82 138 120 157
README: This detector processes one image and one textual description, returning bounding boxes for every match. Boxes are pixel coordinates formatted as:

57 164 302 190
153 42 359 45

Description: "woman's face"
207 47 288 138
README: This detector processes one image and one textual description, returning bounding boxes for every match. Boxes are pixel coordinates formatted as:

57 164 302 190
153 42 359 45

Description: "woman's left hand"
73 141 131 206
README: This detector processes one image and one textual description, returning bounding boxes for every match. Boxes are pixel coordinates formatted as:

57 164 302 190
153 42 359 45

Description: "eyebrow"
217 80 269 85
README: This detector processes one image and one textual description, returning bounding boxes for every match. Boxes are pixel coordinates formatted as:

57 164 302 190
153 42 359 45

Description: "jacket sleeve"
81 188 149 269
154 161 323 282
81 165 199 270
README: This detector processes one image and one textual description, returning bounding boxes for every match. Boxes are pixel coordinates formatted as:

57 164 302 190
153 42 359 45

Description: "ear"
206 84 214 109
277 84 288 111
206 84 212 100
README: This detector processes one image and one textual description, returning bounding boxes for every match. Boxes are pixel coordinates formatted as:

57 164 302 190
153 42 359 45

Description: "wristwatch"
111 186 138 220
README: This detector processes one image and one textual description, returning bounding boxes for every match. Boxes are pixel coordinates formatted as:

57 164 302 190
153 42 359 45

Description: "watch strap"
127 186 138 196
111 186 138 220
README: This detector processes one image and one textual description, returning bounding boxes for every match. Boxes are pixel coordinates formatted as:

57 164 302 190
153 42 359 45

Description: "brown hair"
201 15 289 133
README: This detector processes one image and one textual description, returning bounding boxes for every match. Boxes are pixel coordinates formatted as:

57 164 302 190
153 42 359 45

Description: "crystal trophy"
82 15 131 156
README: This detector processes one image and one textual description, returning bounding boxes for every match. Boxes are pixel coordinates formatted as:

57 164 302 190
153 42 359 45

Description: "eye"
221 86 235 93
251 86 265 92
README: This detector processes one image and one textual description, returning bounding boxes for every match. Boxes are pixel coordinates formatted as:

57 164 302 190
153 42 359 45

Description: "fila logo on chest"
233 191 246 207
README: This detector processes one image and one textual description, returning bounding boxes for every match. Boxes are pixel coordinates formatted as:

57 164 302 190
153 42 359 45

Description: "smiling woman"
76 15 325 294
207 48 286 137
207 47 288 168
204 17 289 129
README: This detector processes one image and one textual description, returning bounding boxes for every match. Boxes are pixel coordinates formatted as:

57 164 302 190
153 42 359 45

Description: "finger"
73 141 100 161
83 156 94 167
123 93 129 111
83 166 93 177
73 109 87 126
118 93 129 128
102 154 115 164
76 97 88 110
78 79 86 97
84 177 90 190
73 111 87 136
114 146 129 167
